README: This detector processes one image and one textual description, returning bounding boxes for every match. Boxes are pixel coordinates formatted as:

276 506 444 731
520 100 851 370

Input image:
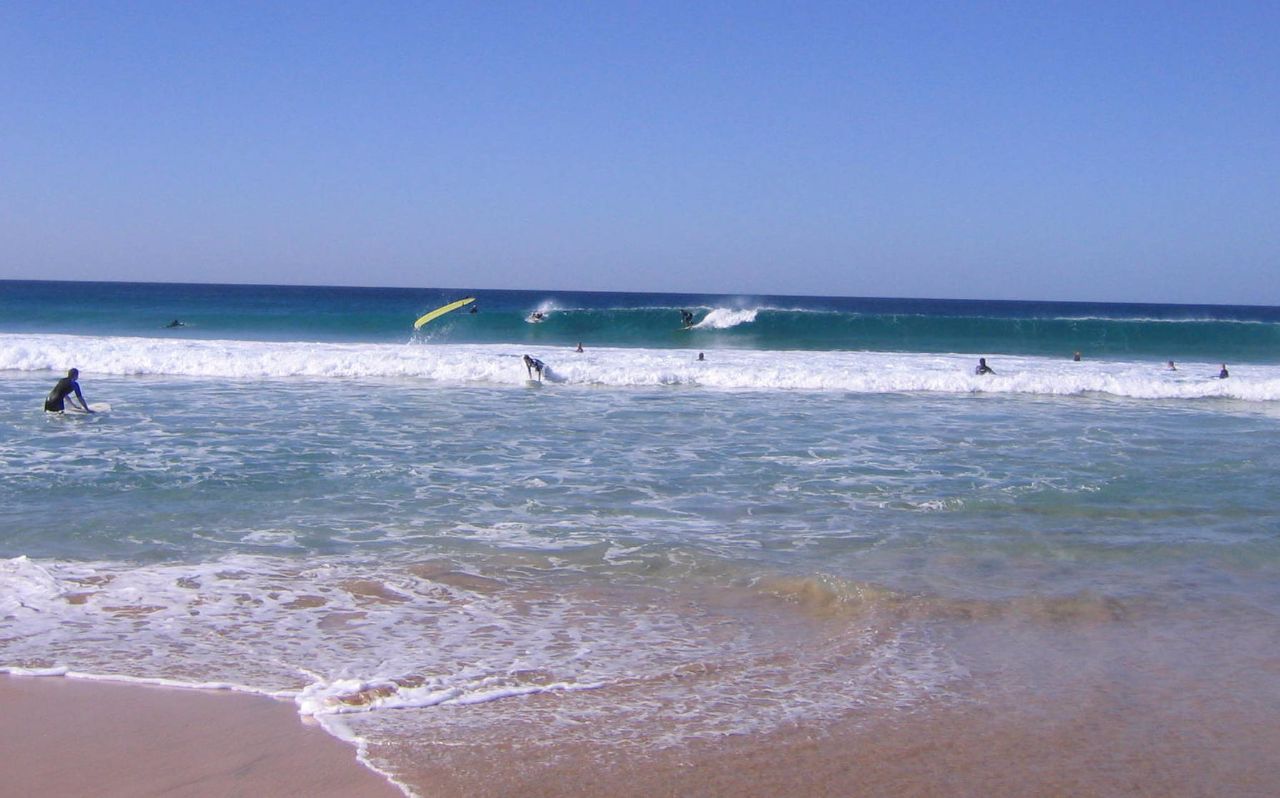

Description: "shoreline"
0 674 402 798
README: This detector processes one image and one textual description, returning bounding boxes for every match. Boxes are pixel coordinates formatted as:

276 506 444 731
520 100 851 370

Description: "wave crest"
4 334 1278 401
692 308 758 329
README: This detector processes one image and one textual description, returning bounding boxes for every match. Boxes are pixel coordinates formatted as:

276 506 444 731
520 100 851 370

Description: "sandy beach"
0 675 400 798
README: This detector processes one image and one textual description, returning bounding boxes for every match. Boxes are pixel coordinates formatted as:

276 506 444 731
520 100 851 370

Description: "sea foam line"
3 333 1279 400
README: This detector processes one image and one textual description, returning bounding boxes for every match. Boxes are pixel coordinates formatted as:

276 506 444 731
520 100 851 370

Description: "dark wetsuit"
523 355 545 379
45 377 85 412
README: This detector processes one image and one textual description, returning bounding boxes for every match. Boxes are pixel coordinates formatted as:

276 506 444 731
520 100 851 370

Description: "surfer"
1073 351 1081 362
697 352 705 361
165 319 184 328
531 312 544 322
1219 364 1229 379
1167 361 1177 371
975 358 994 375
44 368 92 413
469 304 478 314
680 309 694 328
523 354 545 382
575 342 584 353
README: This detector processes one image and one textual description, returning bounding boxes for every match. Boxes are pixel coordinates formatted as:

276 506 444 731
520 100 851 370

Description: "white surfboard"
56 402 111 414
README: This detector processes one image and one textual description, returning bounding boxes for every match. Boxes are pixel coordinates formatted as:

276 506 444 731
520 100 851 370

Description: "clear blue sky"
2 1 1278 304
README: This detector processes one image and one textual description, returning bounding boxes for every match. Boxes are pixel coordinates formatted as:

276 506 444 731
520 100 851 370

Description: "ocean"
4 279 1280 795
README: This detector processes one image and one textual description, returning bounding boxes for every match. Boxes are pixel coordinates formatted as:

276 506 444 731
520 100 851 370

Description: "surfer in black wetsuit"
165 319 184 328
1219 364 1229 379
45 368 91 413
680 309 694 328
523 354 545 382
975 358 994 375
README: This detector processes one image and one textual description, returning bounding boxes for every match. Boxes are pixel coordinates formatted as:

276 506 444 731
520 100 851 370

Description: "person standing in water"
1219 364 1229 379
45 368 92 412
975 358 994 375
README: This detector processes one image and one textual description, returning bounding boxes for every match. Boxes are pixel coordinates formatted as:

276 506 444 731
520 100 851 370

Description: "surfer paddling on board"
975 358 994 375
45 368 92 413
523 355 546 383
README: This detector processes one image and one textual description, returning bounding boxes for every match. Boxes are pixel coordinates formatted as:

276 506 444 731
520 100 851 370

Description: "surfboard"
414 297 476 329
524 380 542 388
54 402 111 414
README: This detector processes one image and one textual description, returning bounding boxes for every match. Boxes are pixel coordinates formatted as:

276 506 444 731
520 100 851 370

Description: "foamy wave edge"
4 333 1279 401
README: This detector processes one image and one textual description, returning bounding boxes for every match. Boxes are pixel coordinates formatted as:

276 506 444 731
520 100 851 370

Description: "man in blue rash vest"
45 368 92 412
523 354 545 382
975 358 995 375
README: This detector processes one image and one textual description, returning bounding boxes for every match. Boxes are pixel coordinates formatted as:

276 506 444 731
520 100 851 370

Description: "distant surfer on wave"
1167 360 1177 371
45 368 92 413
165 319 184 328
523 354 546 383
680 309 694 328
974 358 994 375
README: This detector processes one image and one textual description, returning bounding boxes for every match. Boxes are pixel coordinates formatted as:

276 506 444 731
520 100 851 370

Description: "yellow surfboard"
413 297 476 329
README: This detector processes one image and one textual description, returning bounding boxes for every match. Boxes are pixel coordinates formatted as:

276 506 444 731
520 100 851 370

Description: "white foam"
0 556 64 616
4 333 1277 401
692 308 758 329
0 553 963 752
296 674 604 716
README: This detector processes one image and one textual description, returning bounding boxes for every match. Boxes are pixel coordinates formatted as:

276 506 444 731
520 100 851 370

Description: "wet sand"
0 675 401 798
366 612 1280 798
377 693 1280 798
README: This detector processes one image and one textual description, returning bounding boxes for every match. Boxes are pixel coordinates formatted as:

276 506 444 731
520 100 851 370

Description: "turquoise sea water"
3 280 1280 792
